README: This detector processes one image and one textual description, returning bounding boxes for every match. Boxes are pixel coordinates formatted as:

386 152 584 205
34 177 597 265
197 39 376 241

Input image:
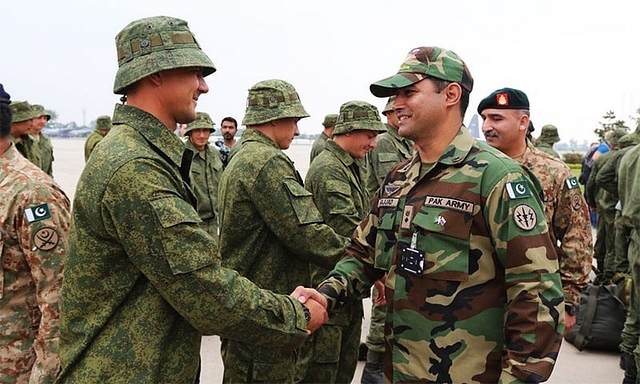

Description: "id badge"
399 247 425 276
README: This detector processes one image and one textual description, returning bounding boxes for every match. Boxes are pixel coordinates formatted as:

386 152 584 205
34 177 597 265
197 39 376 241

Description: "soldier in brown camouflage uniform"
0 83 70 383
479 87 593 334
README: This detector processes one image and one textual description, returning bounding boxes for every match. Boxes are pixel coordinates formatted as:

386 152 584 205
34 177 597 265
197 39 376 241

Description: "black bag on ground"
565 283 626 351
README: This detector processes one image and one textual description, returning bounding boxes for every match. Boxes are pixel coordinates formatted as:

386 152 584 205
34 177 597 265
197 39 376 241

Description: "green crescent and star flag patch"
24 203 51 223
565 176 579 190
505 181 531 199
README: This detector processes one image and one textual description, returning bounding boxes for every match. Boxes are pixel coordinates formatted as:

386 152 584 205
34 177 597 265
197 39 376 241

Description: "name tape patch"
424 196 474 214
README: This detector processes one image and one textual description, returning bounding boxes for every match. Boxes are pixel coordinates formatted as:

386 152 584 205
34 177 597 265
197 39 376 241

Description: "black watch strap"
565 303 577 316
302 305 311 324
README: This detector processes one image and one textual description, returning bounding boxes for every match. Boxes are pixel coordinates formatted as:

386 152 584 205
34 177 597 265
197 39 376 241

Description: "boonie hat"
113 16 216 94
370 46 474 98
185 111 215 135
607 128 628 146
32 104 51 121
382 96 396 115
539 124 561 143
10 101 40 122
95 115 113 131
477 87 530 114
322 114 338 128
618 133 640 149
332 100 387 135
242 79 309 126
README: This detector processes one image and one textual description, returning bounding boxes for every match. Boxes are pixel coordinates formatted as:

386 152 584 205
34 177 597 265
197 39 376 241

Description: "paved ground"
51 138 625 383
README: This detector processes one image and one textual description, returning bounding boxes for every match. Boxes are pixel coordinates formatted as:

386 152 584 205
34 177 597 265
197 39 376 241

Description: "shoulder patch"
513 204 537 231
32 227 60 251
24 203 51 223
565 176 579 190
505 181 531 199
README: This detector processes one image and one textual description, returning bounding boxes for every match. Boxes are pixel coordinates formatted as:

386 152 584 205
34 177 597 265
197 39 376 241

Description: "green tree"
594 110 628 141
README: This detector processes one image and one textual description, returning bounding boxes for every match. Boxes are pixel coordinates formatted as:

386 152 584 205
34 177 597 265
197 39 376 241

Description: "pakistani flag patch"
506 181 531 199
565 176 579 190
24 203 51 223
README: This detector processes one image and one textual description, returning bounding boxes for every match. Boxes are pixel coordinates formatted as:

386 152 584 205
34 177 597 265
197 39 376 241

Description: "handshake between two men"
291 286 329 334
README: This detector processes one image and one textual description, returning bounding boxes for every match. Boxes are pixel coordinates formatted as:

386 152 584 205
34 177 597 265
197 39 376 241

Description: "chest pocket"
373 204 399 271
283 179 324 225
411 205 474 281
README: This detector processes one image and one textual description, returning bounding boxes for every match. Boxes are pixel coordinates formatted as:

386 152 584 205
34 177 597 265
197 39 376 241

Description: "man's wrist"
302 304 311 325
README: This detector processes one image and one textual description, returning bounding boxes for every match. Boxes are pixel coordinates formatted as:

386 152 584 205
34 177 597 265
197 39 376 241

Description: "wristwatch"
565 303 578 316
302 305 311 324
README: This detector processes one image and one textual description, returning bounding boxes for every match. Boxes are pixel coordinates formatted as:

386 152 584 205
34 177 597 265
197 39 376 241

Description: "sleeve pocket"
283 179 324 225
150 196 210 274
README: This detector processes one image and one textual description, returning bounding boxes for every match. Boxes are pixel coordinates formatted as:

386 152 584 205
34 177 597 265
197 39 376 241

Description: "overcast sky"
3 0 639 143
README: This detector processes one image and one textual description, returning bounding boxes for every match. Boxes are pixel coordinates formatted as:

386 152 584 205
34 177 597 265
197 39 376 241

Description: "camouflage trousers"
296 300 363 384
220 338 296 383
620 230 640 370
364 286 386 354
594 207 616 280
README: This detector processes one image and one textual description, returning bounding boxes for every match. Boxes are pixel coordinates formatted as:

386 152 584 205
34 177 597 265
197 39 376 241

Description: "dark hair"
0 100 11 138
431 79 470 117
221 116 237 129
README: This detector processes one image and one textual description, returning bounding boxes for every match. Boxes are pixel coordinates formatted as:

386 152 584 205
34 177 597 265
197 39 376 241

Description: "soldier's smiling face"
189 128 212 151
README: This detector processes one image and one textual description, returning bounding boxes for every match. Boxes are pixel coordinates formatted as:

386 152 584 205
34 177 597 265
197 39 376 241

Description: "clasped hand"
290 286 328 334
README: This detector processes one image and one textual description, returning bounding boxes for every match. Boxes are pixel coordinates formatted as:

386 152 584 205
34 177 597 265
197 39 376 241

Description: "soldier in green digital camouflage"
309 113 338 164
586 128 627 282
314 46 565 383
0 83 70 383
303 100 385 383
362 94 415 384
217 79 347 383
57 17 328 383
84 115 112 162
9 100 41 168
31 104 55 176
478 87 593 335
616 140 640 383
536 124 561 158
184 111 224 238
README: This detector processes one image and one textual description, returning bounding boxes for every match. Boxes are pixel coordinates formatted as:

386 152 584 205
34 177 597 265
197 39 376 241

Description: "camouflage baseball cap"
10 101 40 122
322 114 338 128
185 111 215 135
370 46 474 98
539 124 560 143
382 96 396 115
618 133 640 149
32 104 51 121
332 100 386 136
113 16 216 94
242 79 310 126
95 115 113 131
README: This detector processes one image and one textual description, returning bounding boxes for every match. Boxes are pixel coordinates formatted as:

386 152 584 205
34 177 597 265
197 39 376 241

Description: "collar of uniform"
241 128 282 150
324 139 357 168
112 104 186 168
437 125 474 165
184 138 210 159
385 123 414 149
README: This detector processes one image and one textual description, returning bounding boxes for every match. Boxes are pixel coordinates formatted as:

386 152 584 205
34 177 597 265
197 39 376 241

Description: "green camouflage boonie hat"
185 111 215 135
113 16 216 94
95 115 113 131
10 101 40 122
322 114 338 128
606 128 628 146
539 124 560 143
370 46 474 98
332 100 387 136
32 104 51 121
382 96 396 115
242 79 310 126
618 133 640 149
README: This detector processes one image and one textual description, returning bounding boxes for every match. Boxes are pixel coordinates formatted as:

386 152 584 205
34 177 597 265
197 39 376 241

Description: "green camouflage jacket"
218 128 347 383
595 146 633 198
309 131 330 164
0 144 70 383
586 150 618 210
58 104 309 383
318 126 564 383
535 141 560 158
365 123 414 197
83 130 106 162
36 134 54 176
516 145 592 306
184 139 223 235
616 145 640 269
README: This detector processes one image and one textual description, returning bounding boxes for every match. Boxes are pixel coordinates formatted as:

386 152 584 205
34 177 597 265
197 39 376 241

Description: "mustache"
483 130 498 138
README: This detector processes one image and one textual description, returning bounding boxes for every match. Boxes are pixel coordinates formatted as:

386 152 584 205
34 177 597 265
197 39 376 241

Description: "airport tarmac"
50 137 625 383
